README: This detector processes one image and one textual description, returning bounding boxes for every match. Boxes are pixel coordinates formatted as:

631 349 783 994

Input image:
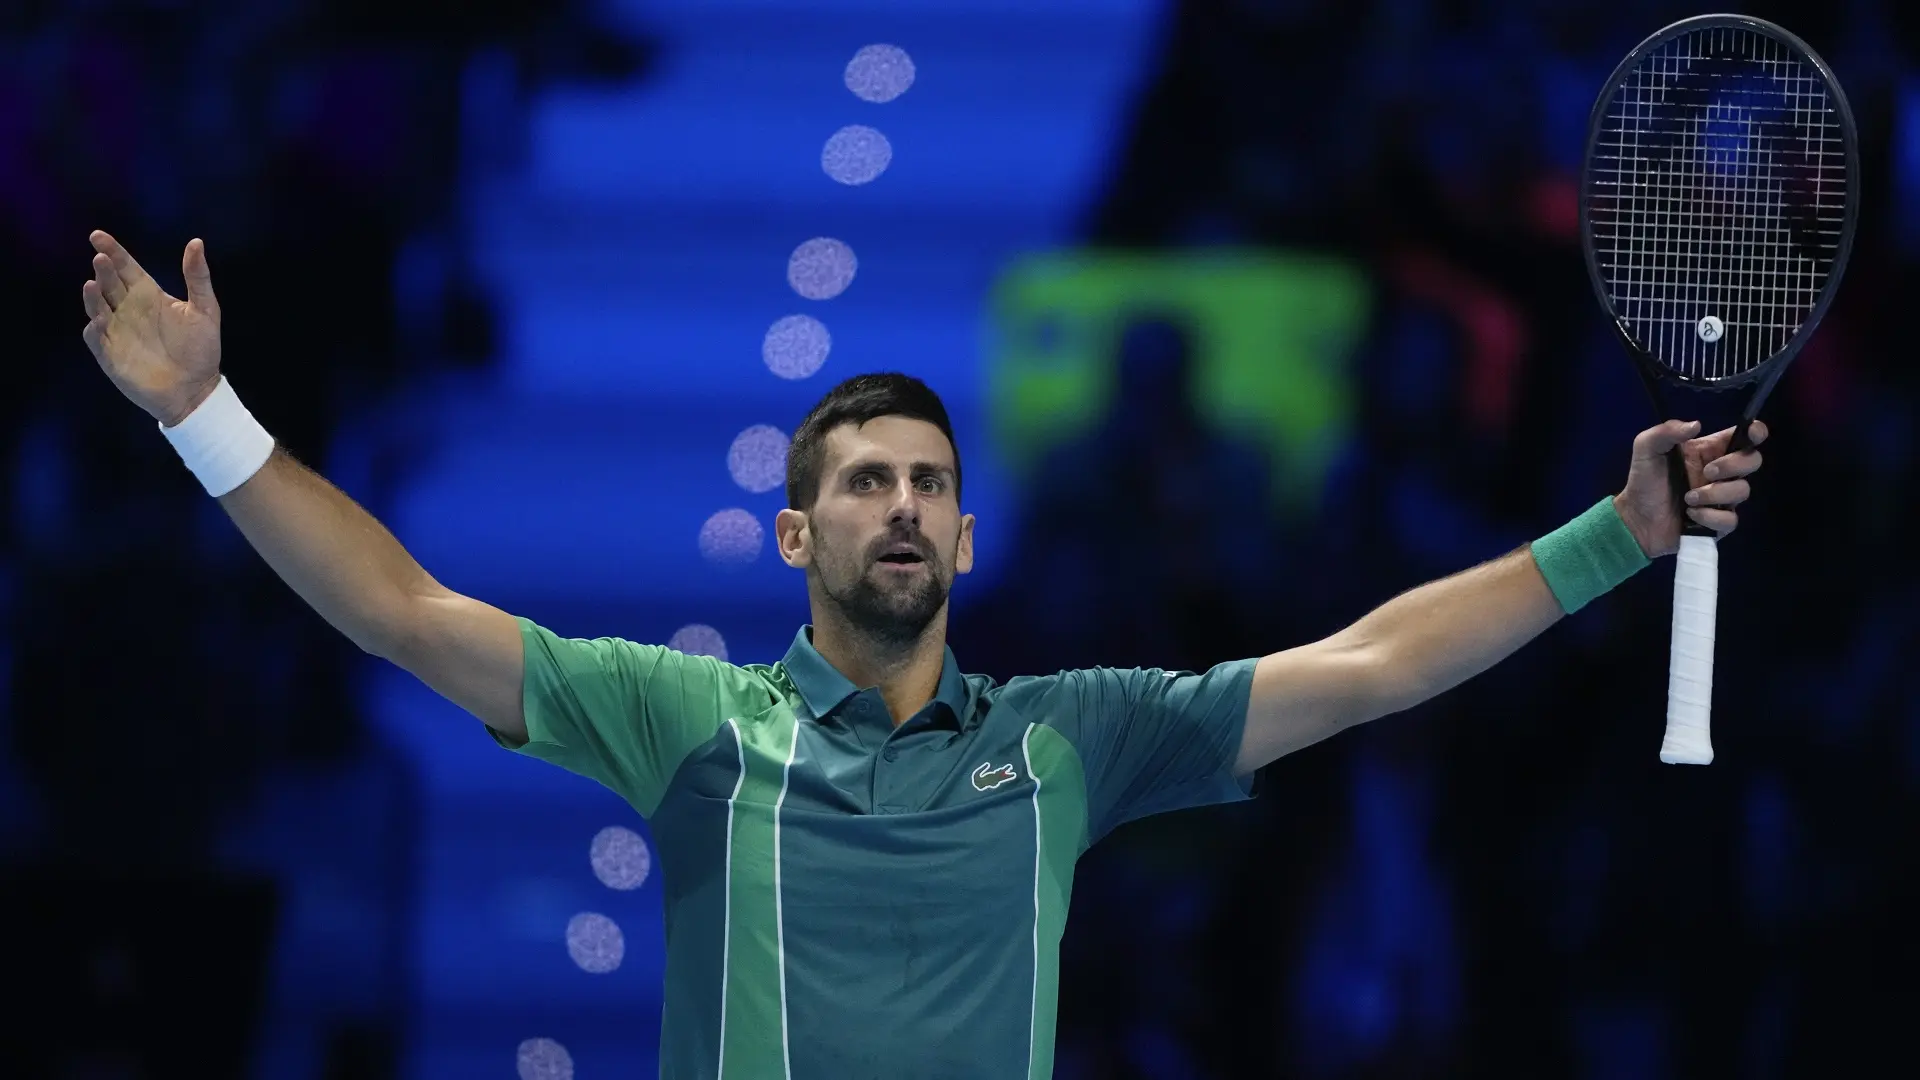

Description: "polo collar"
780 625 969 728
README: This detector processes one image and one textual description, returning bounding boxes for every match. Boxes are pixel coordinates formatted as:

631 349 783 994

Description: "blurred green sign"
986 249 1370 514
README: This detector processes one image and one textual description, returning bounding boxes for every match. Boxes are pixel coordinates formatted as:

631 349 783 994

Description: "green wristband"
1531 496 1650 614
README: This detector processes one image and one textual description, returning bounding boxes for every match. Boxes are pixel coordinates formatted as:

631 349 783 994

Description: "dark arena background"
4 1 1919 1077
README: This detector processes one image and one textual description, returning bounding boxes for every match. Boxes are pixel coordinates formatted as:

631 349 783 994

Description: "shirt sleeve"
1041 658 1260 843
491 617 772 816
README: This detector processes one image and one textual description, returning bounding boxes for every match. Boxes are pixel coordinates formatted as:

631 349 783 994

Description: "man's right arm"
81 229 530 742
217 447 531 741
218 437 740 812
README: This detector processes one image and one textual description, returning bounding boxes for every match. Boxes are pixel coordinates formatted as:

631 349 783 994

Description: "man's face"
777 416 974 646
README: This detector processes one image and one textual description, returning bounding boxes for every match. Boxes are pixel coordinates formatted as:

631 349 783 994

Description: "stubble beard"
817 538 949 651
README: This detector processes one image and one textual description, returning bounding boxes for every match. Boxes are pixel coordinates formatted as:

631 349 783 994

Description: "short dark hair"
786 373 961 511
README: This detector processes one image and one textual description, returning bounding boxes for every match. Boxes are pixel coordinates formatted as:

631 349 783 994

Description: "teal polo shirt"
499 618 1258 1080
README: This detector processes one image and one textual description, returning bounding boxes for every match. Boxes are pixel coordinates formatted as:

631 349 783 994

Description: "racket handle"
1660 533 1718 764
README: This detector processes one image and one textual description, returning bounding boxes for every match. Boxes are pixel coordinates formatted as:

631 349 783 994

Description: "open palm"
81 230 223 427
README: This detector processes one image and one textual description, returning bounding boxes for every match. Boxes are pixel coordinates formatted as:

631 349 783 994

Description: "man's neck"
808 613 947 727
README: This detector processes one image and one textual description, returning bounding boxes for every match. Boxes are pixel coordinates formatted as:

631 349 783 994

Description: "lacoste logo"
971 762 1019 792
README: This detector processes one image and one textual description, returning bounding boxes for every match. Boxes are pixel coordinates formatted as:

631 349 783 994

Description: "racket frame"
1578 11 1861 442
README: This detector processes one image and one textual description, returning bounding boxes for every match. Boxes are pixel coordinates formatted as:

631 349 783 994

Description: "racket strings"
1588 26 1847 382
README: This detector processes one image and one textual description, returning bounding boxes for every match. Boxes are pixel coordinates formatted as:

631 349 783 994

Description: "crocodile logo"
972 762 1019 792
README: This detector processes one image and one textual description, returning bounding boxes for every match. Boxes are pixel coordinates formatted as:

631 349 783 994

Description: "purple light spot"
729 424 789 494
668 623 729 661
590 825 652 891
516 1038 574 1080
822 125 892 185
699 508 764 567
763 315 831 379
845 44 916 103
787 238 857 301
566 912 625 974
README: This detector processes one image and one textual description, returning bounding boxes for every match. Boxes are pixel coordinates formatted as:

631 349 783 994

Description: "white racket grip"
1660 533 1719 764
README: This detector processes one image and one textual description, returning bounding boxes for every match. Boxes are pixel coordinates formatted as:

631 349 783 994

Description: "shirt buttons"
882 748 899 762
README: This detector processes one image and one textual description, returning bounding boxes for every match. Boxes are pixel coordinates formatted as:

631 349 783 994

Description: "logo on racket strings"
1697 315 1724 343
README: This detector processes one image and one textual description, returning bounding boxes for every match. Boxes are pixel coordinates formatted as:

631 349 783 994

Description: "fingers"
1682 420 1765 536
1692 419 1768 457
1635 418 1767 541
1684 477 1749 507
90 229 153 291
81 279 110 359
1685 505 1739 537
93 252 126 308
181 238 218 317
82 278 108 321
1704 446 1762 482
1634 419 1702 459
1699 419 1767 481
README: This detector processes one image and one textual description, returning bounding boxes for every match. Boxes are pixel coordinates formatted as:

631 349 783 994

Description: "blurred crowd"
0 2 647 1074
5 0 1918 1077
971 1 1920 1076
1 0 646 858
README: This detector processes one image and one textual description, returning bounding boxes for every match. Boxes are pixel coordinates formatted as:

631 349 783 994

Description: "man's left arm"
1236 418 1767 775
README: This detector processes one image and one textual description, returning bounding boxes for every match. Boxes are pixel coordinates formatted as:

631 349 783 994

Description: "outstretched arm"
1234 418 1766 774
81 230 528 740
216 447 528 737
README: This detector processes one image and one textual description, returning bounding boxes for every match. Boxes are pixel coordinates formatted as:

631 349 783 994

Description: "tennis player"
81 231 1764 1079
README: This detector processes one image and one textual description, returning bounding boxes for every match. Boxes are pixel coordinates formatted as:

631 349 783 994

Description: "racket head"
1579 14 1860 394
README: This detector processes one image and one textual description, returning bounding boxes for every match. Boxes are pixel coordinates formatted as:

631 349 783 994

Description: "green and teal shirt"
498 619 1258 1080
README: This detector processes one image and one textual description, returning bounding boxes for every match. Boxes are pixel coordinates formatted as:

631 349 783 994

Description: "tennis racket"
1579 14 1859 764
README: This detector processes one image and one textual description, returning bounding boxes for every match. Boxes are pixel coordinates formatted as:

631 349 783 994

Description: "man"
80 231 1763 1079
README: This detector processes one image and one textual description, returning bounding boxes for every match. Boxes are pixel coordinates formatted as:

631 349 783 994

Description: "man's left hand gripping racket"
1579 14 1860 764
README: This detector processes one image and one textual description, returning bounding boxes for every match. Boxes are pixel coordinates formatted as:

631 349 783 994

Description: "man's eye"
916 476 944 494
852 474 878 491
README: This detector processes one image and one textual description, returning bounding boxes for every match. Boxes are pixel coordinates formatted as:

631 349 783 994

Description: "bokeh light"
516 1038 574 1080
762 314 831 379
844 44 916 103
822 125 893 185
787 238 857 301
667 623 729 661
589 825 653 891
698 508 764 567
565 912 625 974
728 424 789 494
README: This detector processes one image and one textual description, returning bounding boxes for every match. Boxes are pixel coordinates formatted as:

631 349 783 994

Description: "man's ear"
955 513 976 575
775 507 812 569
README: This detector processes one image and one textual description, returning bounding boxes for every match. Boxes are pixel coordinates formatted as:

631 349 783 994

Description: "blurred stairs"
334 1 1169 1076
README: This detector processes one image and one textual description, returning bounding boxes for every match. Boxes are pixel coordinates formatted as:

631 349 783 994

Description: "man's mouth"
876 544 925 566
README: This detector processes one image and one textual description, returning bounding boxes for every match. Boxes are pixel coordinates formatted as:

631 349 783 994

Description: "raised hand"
81 230 224 426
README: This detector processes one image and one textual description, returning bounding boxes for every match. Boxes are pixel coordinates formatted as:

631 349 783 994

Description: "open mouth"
877 544 925 566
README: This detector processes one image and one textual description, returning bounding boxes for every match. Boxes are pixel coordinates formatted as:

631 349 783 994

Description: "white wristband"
158 375 275 497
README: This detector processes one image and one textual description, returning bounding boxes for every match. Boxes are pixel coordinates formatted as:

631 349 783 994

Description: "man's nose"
886 481 920 527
